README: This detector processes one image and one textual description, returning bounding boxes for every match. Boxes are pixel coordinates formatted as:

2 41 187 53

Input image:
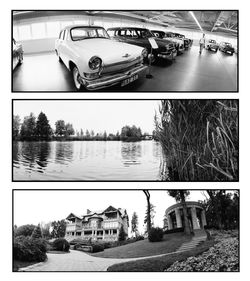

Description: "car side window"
62 30 66 40
59 30 63 39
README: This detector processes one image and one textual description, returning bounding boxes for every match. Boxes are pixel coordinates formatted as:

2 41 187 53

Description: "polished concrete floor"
12 46 238 92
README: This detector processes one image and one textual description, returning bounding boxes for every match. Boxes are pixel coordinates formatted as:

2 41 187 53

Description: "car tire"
18 53 23 65
55 50 63 63
72 66 84 91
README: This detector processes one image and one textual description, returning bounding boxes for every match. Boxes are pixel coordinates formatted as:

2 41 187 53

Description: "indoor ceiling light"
189 11 203 31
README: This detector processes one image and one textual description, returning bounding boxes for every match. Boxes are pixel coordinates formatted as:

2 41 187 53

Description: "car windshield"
152 31 164 39
70 27 110 41
137 29 154 38
174 34 185 39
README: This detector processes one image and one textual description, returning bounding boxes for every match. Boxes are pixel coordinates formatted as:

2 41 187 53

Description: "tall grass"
155 100 238 181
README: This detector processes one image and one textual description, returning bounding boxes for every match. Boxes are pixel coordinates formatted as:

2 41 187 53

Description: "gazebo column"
191 207 199 229
201 209 207 228
167 214 173 230
175 208 182 228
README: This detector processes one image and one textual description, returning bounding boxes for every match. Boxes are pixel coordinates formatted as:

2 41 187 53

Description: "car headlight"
89 56 102 70
141 48 148 58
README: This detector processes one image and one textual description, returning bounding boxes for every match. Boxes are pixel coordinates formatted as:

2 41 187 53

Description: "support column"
167 213 173 230
191 207 199 230
175 208 182 228
201 209 207 228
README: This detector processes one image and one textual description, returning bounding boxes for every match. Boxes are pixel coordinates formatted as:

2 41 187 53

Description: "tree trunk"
143 190 151 234
207 190 223 230
180 191 191 235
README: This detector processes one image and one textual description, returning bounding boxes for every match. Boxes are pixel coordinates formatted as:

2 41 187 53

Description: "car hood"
70 38 144 63
154 37 173 46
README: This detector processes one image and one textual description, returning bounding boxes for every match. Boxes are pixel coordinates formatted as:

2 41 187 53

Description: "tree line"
13 112 154 142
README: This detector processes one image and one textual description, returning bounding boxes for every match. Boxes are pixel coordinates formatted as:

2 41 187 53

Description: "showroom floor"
12 46 237 92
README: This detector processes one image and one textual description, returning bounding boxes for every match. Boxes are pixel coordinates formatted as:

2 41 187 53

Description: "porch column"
201 209 207 227
191 207 199 230
167 213 173 230
175 208 182 228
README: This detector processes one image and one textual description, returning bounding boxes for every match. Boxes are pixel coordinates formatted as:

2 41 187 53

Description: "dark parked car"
219 42 235 55
206 39 219 52
172 33 192 49
151 30 184 54
107 27 177 63
13 38 23 70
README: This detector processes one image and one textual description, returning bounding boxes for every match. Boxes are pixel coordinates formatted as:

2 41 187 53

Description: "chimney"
87 209 91 214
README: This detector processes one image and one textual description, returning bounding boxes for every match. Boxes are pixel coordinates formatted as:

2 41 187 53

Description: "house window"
113 229 117 234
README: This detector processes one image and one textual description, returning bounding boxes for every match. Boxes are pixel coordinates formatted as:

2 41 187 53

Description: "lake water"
13 141 163 180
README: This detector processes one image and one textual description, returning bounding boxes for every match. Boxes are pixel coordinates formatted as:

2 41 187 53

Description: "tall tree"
65 123 75 137
143 190 152 234
118 225 126 241
80 128 84 137
50 220 66 238
55 120 66 136
13 115 21 140
103 131 107 141
20 113 36 139
35 112 52 140
131 212 139 236
31 224 43 239
144 203 155 227
167 190 191 235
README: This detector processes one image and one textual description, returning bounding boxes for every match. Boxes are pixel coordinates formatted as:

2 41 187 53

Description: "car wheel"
55 50 63 63
72 66 84 91
18 53 23 65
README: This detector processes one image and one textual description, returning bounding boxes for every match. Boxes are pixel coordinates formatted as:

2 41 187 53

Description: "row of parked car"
206 39 235 55
53 25 195 91
13 25 236 91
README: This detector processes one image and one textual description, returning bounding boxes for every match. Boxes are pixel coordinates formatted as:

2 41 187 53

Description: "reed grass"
155 100 238 181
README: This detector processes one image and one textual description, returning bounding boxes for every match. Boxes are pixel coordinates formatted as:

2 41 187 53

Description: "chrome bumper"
81 64 148 91
157 49 177 60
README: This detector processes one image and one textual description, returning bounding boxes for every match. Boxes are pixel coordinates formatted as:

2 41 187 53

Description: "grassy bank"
107 239 215 272
91 233 192 259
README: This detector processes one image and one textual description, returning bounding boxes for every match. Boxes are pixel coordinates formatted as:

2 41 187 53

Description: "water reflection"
121 142 142 166
55 141 74 164
13 140 162 180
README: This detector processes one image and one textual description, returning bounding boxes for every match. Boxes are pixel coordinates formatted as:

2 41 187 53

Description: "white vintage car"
55 25 148 91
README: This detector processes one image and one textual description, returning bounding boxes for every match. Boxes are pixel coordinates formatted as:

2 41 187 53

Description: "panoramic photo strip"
12 99 239 182
12 10 238 92
13 189 239 272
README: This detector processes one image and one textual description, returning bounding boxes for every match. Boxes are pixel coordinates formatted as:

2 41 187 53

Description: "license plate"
121 74 139 87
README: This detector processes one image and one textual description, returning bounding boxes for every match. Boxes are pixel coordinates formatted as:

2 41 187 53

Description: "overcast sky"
13 100 160 134
14 190 208 234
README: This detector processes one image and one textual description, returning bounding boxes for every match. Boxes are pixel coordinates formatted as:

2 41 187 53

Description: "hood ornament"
122 53 131 58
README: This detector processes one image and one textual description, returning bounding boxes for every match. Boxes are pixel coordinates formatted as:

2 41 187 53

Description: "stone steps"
177 235 207 252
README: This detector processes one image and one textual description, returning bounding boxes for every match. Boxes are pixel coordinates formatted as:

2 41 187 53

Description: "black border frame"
12 188 240 273
11 98 240 182
11 9 239 93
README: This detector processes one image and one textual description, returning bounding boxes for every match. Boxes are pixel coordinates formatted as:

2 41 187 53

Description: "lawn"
107 239 215 272
91 233 192 259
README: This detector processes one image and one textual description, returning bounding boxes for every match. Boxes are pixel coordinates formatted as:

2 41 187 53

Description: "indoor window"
46 21 61 38
18 25 32 40
31 22 46 39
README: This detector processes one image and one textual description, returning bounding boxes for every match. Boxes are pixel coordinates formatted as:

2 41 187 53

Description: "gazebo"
165 201 207 231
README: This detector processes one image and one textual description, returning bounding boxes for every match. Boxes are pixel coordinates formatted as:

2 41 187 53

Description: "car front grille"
102 56 143 75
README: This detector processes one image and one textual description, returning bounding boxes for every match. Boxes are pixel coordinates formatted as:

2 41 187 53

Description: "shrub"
14 224 36 237
148 227 164 242
92 243 104 253
118 225 126 241
13 236 47 262
164 227 184 235
135 235 145 241
52 238 70 252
